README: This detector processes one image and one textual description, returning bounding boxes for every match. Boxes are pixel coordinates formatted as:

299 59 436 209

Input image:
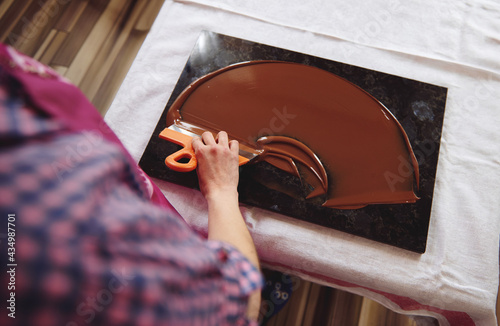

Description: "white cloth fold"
105 1 500 324
178 0 500 75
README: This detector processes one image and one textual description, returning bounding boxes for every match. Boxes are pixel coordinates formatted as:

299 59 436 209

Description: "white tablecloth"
105 1 500 324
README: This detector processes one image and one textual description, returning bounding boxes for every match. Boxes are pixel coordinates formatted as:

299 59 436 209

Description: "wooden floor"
0 0 165 115
261 270 422 326
1 1 497 325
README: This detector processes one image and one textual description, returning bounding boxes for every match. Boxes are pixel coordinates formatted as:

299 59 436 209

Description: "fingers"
229 139 239 155
192 132 215 152
201 131 216 145
192 131 238 163
192 135 207 156
192 131 233 148
216 131 229 147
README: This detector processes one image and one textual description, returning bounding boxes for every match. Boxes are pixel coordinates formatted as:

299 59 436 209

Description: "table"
105 1 500 324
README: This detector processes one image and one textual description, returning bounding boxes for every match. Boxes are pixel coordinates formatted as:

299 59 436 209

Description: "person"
0 43 262 325
192 130 262 320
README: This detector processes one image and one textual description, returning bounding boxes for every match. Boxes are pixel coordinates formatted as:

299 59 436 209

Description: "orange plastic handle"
159 127 251 172
238 155 250 165
159 128 197 172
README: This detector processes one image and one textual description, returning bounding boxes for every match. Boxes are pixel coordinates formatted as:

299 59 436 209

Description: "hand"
193 131 261 320
192 131 240 200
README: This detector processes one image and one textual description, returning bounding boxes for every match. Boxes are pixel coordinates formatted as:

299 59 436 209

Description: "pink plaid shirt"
0 44 262 326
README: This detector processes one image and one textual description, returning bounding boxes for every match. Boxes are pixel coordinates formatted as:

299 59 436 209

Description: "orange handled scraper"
159 125 260 172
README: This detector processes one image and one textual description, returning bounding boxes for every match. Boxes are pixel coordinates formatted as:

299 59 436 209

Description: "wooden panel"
33 28 56 60
9 0 70 56
261 276 421 326
91 28 147 112
54 0 88 32
77 0 148 101
51 0 110 66
283 279 312 326
312 286 335 325
90 1 165 112
39 30 67 64
273 296 292 326
0 0 15 20
0 0 32 43
134 0 164 31
51 64 67 76
329 289 363 326
301 282 322 326
358 298 390 326
357 297 418 326
63 0 128 86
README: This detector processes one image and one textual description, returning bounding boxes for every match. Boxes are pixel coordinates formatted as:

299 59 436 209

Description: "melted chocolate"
166 61 419 208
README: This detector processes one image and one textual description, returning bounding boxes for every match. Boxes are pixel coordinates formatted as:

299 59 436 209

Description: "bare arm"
192 131 261 320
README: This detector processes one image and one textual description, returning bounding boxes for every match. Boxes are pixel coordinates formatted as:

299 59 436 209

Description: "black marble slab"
139 31 447 253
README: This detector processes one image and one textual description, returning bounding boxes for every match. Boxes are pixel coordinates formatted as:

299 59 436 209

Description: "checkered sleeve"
0 69 262 326
206 241 264 323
